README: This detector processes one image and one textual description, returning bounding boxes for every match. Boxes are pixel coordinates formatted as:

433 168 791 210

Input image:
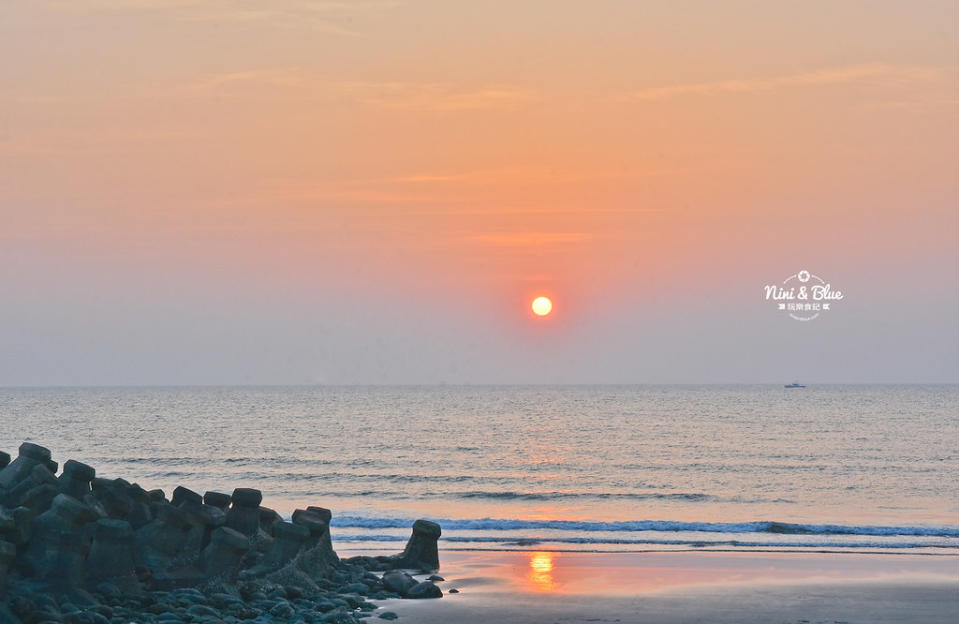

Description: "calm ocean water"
1 385 957 555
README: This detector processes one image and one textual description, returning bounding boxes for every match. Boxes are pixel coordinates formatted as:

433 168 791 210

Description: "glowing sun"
531 296 553 316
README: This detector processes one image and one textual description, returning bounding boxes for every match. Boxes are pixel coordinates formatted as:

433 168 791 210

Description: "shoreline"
342 546 959 556
345 549 959 593
364 549 959 623
2 440 957 623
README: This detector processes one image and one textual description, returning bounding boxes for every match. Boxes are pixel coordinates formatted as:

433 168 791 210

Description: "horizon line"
1 382 956 390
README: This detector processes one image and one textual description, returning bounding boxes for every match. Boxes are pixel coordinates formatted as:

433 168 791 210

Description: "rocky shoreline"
0 443 444 624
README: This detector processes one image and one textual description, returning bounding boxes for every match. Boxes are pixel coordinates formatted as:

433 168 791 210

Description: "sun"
531 296 553 316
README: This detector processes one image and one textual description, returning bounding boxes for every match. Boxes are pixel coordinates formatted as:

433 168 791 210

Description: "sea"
2 385 957 556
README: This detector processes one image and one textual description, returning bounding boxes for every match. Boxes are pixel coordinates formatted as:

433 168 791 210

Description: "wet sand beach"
365 550 959 623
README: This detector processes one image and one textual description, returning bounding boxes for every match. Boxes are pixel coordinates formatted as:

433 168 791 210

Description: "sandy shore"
350 550 959 624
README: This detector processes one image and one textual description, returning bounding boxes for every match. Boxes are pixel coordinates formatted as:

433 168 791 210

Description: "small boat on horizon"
784 382 806 388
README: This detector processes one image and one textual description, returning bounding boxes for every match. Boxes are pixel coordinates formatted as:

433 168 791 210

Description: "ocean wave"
330 533 959 549
330 516 959 538
257 489 731 501
451 491 717 501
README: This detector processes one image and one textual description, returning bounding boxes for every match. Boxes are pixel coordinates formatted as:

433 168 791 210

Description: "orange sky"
1 1 957 384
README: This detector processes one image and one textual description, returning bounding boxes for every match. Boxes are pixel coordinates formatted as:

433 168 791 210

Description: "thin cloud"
471 232 594 247
41 0 399 36
184 68 307 92
391 174 471 183
389 166 655 185
625 64 947 101
180 71 538 111
344 82 540 111
414 206 666 216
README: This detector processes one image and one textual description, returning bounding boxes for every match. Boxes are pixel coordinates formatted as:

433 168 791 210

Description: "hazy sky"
1 1 957 385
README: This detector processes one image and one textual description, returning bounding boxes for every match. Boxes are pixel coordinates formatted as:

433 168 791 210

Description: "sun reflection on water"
527 551 556 592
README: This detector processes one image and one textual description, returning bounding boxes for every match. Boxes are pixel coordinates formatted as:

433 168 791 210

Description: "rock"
61 597 85 612
427 574 444 581
248 529 273 559
19 483 59 514
175 584 209 603
258 507 282 533
225 489 261 537
203 491 231 510
124 485 154 530
321 613 359 624
86 519 141 593
0 451 10 470
268 601 295 619
91 479 134 519
0 442 52 491
6 506 33 545
262 518 342 588
341 555 391 572
230 488 262 508
179 501 226 556
21 493 97 578
312 598 335 612
342 593 372 609
292 509 338 564
171 486 202 508
5 463 58 510
282 585 303 599
41 528 88 591
39 601 64 620
0 539 15 593
199 527 249 581
82 494 108 521
262 562 319 597
391 520 441 571
134 502 191 572
243 521 308 578
62 609 88 624
149 566 207 591
0 509 14 536
448 588 459 593
291 510 326 548
0 444 451 624
94 580 122 599
90 605 112 620
305 506 332 523
59 460 96 501
406 581 442 599
341 582 369 595
381 570 416 595
273 521 310 563
187 604 220 618
377 612 398 620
